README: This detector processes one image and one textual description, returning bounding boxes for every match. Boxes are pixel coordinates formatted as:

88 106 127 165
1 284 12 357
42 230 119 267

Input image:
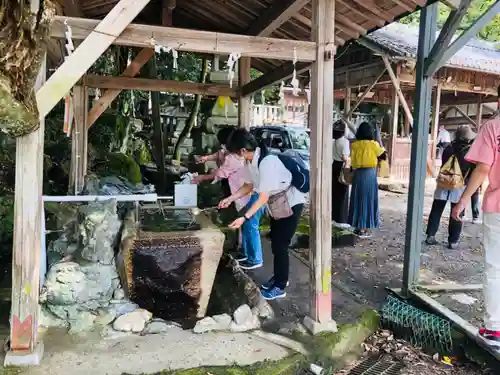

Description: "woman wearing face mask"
193 127 235 194
218 129 306 300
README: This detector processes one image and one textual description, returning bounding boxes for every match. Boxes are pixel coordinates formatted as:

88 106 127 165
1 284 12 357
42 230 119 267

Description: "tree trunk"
173 58 209 162
149 57 167 193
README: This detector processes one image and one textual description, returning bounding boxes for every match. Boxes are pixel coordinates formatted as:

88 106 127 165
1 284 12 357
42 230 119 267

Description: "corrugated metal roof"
366 22 500 75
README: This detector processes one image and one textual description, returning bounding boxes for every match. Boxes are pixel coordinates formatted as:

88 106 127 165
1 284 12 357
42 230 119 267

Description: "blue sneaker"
261 286 286 300
260 277 289 290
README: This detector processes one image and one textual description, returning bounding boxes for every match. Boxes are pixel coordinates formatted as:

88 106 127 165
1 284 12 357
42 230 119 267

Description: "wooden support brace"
87 48 155 128
245 0 310 37
38 0 152 118
382 56 414 125
453 105 478 129
241 62 311 97
345 68 387 118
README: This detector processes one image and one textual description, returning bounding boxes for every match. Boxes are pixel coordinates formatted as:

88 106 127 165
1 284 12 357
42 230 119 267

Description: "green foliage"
94 152 142 184
399 0 500 42
0 197 14 248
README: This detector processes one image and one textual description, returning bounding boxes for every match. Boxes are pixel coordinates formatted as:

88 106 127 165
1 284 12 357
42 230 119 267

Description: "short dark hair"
216 127 234 146
355 122 375 141
332 120 346 140
226 128 258 154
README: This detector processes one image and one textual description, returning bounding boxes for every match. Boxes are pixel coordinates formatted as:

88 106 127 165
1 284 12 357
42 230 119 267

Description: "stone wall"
40 199 132 333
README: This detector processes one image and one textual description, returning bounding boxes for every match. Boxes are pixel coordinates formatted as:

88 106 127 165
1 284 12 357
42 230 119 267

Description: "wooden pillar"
344 86 351 122
72 85 88 193
430 84 441 166
304 0 337 334
389 85 400 173
476 95 483 129
7 55 46 363
239 57 251 128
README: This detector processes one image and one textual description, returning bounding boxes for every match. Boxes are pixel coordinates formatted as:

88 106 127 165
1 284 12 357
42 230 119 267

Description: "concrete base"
303 316 338 335
4 341 44 367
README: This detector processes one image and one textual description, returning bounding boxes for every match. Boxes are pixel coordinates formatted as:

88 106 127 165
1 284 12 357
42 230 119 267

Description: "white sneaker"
332 221 351 229
472 218 482 224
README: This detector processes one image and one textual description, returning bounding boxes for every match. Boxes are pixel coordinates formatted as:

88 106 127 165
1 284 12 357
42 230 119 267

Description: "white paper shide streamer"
227 52 241 88
150 37 178 69
63 19 74 58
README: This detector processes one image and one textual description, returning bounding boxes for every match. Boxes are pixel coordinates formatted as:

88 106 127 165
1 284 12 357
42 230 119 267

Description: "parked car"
250 125 310 167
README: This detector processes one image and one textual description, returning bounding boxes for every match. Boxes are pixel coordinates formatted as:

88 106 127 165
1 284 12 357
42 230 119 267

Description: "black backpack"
257 146 310 194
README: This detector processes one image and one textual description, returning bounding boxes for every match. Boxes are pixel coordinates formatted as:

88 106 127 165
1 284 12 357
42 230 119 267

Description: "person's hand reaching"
197 155 209 164
191 175 203 184
218 197 233 209
228 217 245 229
451 200 465 221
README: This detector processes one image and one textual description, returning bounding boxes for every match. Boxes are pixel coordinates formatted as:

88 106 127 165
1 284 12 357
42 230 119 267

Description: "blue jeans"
241 193 265 264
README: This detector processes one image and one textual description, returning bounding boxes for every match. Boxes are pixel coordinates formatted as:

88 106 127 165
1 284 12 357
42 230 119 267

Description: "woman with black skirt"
331 120 350 228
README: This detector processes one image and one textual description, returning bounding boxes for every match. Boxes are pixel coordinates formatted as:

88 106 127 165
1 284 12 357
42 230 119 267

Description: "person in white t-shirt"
218 129 306 300
331 120 350 227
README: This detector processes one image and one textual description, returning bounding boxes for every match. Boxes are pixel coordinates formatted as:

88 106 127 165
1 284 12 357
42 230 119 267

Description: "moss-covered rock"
94 152 142 184
292 310 380 370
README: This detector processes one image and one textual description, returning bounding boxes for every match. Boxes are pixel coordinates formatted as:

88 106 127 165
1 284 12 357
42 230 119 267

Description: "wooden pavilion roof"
54 0 437 74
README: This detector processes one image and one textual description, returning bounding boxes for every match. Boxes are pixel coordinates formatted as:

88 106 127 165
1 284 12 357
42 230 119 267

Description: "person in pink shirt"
452 84 500 349
193 127 265 270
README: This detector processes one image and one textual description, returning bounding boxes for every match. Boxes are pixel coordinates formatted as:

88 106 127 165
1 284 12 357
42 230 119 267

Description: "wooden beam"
336 13 367 36
382 56 414 125
336 0 384 27
8 55 46 359
306 0 336 331
241 62 310 97
453 105 477 128
344 67 387 119
87 48 154 128
239 57 252 129
245 0 310 37
349 0 393 21
83 75 239 97
51 17 317 62
38 0 151 118
392 0 414 12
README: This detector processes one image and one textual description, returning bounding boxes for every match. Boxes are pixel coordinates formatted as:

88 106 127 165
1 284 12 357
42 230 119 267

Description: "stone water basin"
117 208 224 326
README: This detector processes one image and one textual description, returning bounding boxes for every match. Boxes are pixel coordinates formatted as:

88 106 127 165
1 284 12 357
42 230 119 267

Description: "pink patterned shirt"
214 153 249 211
466 116 500 213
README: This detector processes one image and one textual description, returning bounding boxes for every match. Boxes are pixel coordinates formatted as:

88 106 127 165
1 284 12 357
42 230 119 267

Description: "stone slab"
4 341 44 367
303 316 338 335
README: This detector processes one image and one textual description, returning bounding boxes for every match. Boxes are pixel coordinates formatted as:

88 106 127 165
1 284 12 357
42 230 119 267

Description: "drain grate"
347 357 405 375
